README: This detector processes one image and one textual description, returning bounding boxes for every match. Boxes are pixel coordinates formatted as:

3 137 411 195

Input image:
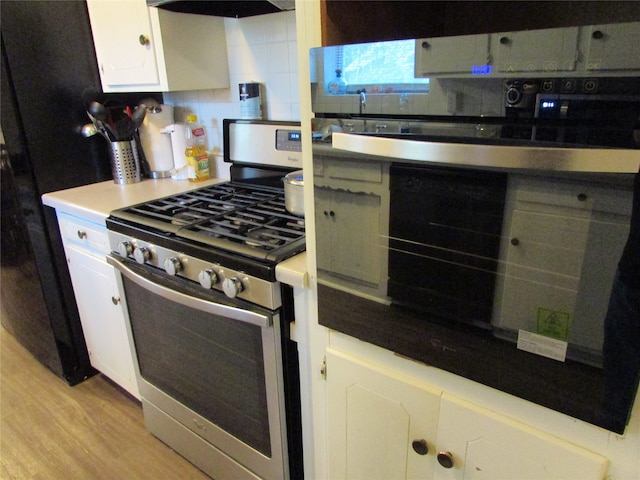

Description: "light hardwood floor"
0 326 212 480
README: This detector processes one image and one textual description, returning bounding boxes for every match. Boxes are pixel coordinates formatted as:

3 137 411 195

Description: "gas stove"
106 119 305 304
109 181 305 260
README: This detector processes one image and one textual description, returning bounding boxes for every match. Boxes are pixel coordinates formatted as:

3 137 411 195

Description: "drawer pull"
111 296 120 305
77 230 87 239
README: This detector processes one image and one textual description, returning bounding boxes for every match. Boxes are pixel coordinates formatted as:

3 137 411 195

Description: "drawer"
314 156 385 193
511 175 633 216
57 212 109 256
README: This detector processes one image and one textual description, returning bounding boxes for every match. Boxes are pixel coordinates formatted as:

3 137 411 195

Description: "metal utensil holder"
109 140 141 184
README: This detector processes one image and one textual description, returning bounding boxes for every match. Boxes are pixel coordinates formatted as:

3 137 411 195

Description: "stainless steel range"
106 119 304 480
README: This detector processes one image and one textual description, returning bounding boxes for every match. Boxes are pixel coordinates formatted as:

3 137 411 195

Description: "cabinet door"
493 179 632 356
66 246 139 399
495 207 587 344
316 188 381 285
415 34 489 76
585 22 640 71
435 393 608 480
493 27 578 73
326 348 441 480
86 0 160 89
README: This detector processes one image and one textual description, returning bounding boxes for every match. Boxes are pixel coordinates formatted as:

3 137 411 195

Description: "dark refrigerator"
0 1 156 385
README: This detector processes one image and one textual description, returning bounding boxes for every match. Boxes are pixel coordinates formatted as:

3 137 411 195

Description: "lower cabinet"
57 212 139 399
326 348 608 480
315 187 382 285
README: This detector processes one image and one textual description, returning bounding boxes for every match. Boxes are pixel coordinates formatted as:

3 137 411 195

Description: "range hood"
148 0 295 18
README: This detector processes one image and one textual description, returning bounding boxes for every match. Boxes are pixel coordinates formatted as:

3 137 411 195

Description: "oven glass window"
123 277 272 456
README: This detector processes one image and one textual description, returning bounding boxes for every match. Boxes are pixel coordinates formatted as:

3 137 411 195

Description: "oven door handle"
107 254 272 329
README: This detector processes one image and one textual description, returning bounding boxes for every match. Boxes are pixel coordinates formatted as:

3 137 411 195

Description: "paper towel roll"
139 105 175 178
166 123 187 170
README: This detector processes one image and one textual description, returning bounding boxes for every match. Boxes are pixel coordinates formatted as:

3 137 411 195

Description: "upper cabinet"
492 27 579 73
585 22 640 71
86 0 229 93
416 22 640 78
415 34 489 76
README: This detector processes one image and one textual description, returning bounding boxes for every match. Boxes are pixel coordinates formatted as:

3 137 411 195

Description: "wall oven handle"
107 254 272 329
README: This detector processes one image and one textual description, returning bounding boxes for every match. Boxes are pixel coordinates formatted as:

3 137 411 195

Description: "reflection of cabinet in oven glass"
585 22 640 72
492 27 579 73
315 188 381 285
492 176 632 364
326 347 608 480
313 154 390 295
415 33 489 77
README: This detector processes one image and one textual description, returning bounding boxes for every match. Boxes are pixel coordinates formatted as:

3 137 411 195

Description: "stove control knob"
222 277 244 298
198 269 218 289
117 241 133 258
133 246 150 265
164 257 182 276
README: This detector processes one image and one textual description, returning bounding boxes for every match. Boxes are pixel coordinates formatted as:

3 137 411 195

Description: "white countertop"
42 177 309 288
42 178 223 224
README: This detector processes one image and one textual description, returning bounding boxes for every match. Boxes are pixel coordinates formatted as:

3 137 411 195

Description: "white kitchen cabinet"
435 393 608 480
585 22 640 72
315 187 381 285
313 155 390 292
492 176 632 362
326 347 609 480
57 212 139 399
326 348 441 480
415 34 490 77
86 0 229 93
492 26 579 73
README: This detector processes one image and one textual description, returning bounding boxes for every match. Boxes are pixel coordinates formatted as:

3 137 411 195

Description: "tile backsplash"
163 11 299 179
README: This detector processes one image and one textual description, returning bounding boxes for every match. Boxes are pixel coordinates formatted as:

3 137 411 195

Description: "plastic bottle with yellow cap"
185 114 210 182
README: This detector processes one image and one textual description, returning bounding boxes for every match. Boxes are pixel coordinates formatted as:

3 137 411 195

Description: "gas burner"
245 228 285 247
171 211 204 225
201 224 237 238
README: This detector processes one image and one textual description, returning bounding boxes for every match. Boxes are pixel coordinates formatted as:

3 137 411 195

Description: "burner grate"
109 181 305 260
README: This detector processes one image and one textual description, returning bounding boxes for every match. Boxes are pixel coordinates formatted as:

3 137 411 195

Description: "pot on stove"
283 170 304 217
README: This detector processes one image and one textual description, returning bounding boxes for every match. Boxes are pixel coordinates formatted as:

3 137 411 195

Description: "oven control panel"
108 231 282 310
275 129 302 152
227 120 302 169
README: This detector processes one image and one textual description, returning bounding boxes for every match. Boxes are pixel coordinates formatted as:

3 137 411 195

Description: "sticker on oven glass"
517 330 568 362
536 307 571 341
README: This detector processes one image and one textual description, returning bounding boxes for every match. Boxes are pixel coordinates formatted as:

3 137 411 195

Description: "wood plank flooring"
0 326 212 480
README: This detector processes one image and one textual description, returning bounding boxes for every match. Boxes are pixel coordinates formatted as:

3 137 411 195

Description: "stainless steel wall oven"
311 23 640 435
106 120 304 480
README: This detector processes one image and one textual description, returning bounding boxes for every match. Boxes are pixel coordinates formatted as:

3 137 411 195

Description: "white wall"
163 10 299 179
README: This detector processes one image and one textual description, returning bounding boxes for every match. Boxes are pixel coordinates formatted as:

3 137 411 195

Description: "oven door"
107 255 289 480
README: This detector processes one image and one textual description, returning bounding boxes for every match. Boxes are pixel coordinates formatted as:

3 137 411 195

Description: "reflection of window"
325 40 429 94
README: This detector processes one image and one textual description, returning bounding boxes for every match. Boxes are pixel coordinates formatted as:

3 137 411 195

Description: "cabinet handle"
411 439 429 455
77 230 87 239
510 237 520 246
500 36 510 45
421 40 430 49
592 30 604 40
324 210 335 217
111 296 120 305
437 451 455 469
577 193 588 201
139 34 150 46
